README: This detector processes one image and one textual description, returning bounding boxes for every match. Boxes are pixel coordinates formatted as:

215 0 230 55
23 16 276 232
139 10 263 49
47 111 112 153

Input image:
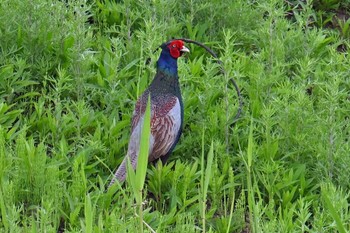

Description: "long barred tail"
108 153 139 188
108 158 127 188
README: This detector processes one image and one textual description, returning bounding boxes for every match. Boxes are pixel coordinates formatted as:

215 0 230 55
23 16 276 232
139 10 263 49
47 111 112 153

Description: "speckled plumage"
108 40 189 187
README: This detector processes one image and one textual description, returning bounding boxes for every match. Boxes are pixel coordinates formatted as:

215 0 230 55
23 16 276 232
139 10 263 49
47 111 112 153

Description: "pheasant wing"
148 96 181 161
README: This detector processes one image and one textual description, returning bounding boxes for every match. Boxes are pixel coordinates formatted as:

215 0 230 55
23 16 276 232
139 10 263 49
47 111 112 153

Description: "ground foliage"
0 0 349 232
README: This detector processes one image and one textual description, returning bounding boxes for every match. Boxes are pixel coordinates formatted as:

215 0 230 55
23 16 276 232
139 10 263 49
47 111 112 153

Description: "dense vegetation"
0 0 349 232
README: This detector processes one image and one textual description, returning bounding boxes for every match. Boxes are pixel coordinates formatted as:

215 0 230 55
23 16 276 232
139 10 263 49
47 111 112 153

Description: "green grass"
0 0 350 232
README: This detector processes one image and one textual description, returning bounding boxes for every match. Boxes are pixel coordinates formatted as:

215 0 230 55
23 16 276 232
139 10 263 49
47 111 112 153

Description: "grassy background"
0 0 349 232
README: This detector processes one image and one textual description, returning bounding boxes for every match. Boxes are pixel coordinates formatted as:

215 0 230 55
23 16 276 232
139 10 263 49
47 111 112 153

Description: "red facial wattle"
168 40 189 59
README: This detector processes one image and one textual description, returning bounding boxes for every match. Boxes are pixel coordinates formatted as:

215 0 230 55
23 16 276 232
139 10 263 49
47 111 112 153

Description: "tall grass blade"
226 182 235 233
246 117 256 233
0 188 8 231
135 95 151 192
204 141 214 198
322 191 347 233
84 194 93 233
247 117 254 170
201 138 214 233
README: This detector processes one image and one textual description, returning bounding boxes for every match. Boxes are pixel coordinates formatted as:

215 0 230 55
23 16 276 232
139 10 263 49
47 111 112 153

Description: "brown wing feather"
148 97 181 161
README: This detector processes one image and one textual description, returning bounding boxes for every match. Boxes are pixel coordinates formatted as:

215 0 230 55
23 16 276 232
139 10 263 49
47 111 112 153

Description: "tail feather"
108 152 138 188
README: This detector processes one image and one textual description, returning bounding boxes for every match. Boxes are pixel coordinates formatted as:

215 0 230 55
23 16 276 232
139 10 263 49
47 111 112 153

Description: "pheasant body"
109 40 189 186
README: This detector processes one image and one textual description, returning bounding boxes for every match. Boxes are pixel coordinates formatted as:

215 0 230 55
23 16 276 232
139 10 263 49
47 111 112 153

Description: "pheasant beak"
180 45 190 53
